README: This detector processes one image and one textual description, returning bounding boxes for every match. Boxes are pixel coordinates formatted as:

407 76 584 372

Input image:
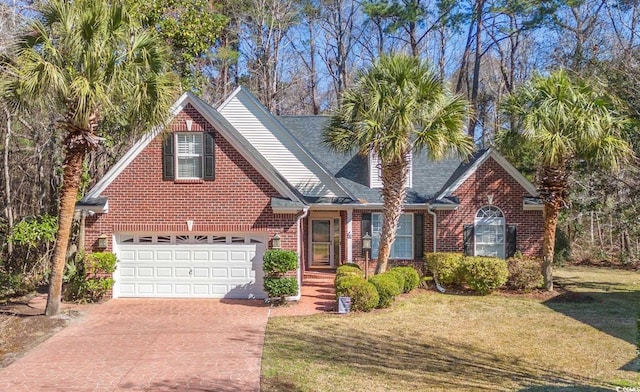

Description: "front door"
310 218 340 268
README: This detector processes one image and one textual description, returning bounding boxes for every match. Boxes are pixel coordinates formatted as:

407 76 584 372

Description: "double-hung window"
163 131 215 181
474 206 505 258
371 213 413 259
176 133 203 179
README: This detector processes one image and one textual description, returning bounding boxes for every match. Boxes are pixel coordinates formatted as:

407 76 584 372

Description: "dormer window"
369 150 412 189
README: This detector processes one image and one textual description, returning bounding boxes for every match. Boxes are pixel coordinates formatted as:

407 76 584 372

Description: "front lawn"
261 267 640 391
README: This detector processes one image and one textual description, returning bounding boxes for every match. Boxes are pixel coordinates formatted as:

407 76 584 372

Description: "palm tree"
324 54 474 273
503 69 633 291
9 0 178 315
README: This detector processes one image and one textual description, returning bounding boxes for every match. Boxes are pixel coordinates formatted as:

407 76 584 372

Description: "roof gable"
84 92 303 204
218 87 353 200
435 148 539 200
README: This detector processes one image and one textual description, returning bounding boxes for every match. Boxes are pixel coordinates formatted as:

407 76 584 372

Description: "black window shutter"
506 224 517 258
414 213 424 260
361 213 371 257
203 132 215 180
162 134 175 181
463 224 474 256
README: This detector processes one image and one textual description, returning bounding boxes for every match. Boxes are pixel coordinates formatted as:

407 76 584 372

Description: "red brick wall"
84 103 299 253
436 157 543 257
349 156 543 271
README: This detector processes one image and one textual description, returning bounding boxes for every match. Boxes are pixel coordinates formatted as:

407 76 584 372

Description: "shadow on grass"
517 386 613 391
543 289 639 345
262 320 611 391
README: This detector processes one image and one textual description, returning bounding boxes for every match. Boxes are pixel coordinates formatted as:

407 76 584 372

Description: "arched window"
474 206 505 258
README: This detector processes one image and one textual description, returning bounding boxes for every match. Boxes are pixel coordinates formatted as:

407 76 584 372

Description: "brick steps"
303 270 336 289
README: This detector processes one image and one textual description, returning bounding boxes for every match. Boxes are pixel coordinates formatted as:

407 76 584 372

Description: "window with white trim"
371 213 413 259
474 206 505 258
176 133 203 178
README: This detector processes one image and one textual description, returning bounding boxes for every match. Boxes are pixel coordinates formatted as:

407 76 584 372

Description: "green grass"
261 266 640 391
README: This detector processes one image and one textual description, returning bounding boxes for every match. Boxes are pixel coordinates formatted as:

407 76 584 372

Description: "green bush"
335 264 365 286
63 251 117 303
425 252 464 286
341 262 362 270
0 271 34 298
335 275 379 312
369 273 402 308
462 256 509 295
263 249 298 274
388 269 406 293
391 266 420 293
263 277 298 299
336 264 364 278
507 255 543 291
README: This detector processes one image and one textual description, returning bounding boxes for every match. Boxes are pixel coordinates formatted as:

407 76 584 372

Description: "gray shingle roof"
279 116 485 205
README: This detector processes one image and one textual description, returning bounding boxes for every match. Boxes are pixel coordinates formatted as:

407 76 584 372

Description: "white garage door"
113 233 267 299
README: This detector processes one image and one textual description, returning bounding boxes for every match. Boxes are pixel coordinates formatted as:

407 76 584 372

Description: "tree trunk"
3 108 13 256
45 146 85 316
542 202 559 291
376 154 410 274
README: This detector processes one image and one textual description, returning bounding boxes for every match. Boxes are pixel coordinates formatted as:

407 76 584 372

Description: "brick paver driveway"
0 299 270 392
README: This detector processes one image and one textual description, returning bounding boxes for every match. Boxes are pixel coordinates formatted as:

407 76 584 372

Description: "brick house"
78 87 543 300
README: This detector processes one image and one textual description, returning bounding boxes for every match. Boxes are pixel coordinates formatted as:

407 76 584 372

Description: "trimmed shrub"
388 269 406 293
462 256 509 295
341 262 362 270
425 252 464 286
263 277 298 298
335 275 379 312
369 273 402 308
507 255 543 291
263 249 298 303
391 266 420 293
336 264 364 278
263 249 298 274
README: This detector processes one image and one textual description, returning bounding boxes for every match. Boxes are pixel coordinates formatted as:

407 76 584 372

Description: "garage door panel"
193 251 209 261
211 251 228 261
175 267 191 278
156 251 172 261
114 233 269 299
192 267 209 278
156 267 172 277
212 268 227 277
174 251 191 261
137 250 154 261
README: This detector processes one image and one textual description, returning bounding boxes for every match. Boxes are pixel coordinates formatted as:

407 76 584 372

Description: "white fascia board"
85 93 192 199
219 86 356 200
272 207 305 214
436 148 539 200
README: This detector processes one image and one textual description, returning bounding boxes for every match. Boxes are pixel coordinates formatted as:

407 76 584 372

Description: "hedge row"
335 264 420 311
425 252 542 294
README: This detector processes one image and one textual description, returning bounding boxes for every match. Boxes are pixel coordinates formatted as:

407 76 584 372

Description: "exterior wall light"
272 232 281 249
97 234 108 250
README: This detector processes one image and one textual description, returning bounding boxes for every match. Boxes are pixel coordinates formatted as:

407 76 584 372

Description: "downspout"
428 205 446 293
427 205 437 253
295 207 310 300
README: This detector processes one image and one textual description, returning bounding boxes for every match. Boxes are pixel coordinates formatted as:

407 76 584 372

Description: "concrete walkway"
0 299 270 392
